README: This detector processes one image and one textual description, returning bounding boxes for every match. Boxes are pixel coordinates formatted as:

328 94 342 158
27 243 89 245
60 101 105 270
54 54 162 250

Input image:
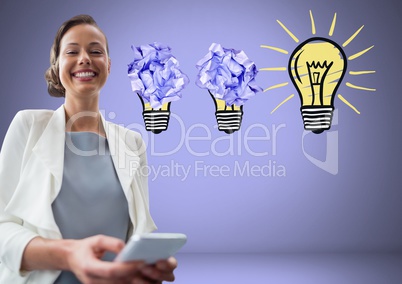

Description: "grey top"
52 132 130 284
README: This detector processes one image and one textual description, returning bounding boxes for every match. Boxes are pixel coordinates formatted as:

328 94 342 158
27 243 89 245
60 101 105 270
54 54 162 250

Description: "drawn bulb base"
301 106 334 134
142 110 170 134
209 91 244 134
137 94 171 134
215 110 243 134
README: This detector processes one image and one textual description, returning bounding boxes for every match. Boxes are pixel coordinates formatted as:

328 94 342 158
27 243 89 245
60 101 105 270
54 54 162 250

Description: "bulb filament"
307 61 333 105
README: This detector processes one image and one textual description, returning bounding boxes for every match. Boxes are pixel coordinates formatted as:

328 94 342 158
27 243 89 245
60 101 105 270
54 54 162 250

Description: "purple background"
1 0 401 282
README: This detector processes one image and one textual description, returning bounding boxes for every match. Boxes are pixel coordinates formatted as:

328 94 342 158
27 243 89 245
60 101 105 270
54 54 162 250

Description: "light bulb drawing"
289 37 347 133
127 42 189 134
260 10 376 134
195 43 262 134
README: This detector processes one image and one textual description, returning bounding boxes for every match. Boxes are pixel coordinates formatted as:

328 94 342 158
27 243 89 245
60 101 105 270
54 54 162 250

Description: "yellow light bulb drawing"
288 37 347 134
260 10 376 134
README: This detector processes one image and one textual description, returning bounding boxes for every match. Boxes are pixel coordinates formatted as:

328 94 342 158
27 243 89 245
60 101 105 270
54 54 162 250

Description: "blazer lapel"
32 105 66 199
102 116 140 198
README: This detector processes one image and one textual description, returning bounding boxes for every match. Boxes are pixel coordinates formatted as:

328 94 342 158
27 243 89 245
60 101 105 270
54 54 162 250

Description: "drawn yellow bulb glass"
288 37 347 134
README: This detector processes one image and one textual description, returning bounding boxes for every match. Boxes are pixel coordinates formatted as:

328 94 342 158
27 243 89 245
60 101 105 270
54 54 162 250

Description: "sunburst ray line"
346 82 376 91
271 94 295 114
263 82 289 92
338 94 361 114
277 20 299 43
343 25 364 47
260 67 287 71
329 13 337 36
309 10 316 35
349 70 376 75
260 45 289 54
348 45 374 60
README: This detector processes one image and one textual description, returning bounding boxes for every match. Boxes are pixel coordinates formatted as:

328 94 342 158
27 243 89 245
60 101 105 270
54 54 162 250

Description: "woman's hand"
137 257 178 283
22 235 178 284
66 235 146 283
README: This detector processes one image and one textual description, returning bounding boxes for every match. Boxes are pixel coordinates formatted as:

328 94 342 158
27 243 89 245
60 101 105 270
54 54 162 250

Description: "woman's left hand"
133 257 178 284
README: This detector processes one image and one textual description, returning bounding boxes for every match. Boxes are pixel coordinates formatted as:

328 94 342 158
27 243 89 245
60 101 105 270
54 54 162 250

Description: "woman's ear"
108 57 111 74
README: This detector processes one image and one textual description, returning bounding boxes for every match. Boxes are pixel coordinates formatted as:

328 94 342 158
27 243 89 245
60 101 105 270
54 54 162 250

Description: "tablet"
114 233 187 263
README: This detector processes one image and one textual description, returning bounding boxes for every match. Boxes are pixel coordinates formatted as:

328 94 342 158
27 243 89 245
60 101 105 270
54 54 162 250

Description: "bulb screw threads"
300 106 334 134
142 110 170 134
215 110 243 134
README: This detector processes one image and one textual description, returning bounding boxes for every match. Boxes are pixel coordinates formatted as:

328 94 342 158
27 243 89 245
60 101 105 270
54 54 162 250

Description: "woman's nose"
79 52 90 65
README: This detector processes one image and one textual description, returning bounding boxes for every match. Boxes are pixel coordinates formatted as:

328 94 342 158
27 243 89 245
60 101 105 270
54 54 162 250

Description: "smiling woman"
0 14 178 284
58 24 110 106
45 15 109 98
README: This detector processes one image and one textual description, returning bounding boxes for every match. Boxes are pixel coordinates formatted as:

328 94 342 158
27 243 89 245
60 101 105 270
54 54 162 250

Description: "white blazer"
0 105 156 283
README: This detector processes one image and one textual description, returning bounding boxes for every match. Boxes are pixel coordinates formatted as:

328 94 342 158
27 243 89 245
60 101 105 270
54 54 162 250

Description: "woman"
0 14 177 283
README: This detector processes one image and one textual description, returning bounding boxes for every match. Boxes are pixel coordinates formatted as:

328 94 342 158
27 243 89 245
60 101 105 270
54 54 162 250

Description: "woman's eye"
91 50 103 54
66 51 78 55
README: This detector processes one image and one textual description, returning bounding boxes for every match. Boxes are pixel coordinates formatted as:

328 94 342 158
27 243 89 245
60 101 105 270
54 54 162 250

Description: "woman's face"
58 24 110 99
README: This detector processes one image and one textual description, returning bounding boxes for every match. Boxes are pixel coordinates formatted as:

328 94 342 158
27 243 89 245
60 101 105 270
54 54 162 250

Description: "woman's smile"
72 69 97 80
